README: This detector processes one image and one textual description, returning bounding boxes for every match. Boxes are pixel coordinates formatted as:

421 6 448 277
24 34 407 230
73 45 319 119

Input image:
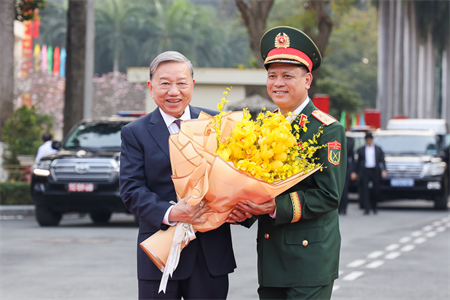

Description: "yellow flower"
212 87 324 183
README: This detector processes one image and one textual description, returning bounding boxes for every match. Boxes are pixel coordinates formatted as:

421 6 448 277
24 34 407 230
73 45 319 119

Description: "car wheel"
35 206 62 226
434 177 449 210
89 211 112 224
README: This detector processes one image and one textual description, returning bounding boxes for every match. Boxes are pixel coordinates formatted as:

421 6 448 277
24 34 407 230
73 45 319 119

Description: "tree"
95 0 139 73
0 0 15 141
63 0 86 137
2 105 52 167
91 72 145 117
235 0 275 67
0 0 46 141
35 0 67 49
138 0 237 69
320 5 378 108
14 66 65 129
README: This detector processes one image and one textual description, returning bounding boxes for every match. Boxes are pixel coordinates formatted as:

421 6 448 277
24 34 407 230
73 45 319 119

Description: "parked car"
374 129 448 210
386 118 448 135
31 112 145 226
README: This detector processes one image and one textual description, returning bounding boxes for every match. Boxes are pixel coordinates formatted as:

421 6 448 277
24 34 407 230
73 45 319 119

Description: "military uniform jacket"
256 100 346 287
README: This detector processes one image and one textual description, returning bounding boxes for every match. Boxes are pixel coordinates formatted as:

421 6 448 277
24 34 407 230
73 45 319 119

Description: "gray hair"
149 51 194 81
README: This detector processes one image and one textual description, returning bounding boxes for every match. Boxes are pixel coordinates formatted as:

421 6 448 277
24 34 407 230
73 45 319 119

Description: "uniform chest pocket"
285 227 324 245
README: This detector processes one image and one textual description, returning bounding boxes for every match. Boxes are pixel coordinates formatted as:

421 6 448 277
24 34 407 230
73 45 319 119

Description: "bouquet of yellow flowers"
141 88 325 293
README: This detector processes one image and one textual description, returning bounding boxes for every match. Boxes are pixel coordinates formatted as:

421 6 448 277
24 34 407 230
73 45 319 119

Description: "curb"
0 205 35 216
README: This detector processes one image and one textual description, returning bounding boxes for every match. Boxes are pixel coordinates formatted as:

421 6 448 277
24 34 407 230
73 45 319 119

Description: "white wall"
129 67 267 113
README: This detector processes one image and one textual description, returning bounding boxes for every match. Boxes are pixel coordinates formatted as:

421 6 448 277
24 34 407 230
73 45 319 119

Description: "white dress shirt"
365 144 376 168
159 107 191 226
35 141 58 163
270 97 310 219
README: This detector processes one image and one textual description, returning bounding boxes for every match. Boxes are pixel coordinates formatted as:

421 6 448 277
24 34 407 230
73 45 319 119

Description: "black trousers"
258 282 334 300
138 245 229 300
359 168 381 212
339 173 350 213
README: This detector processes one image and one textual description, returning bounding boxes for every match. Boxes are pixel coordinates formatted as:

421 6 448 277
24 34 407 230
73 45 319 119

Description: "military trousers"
258 282 334 300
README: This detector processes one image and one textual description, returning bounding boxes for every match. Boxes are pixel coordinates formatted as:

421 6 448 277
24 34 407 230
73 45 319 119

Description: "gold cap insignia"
275 33 290 49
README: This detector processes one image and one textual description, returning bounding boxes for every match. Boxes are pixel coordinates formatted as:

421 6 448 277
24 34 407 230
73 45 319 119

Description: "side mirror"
52 141 61 150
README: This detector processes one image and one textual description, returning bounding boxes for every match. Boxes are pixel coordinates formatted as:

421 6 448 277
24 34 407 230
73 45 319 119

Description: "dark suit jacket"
119 105 236 281
354 145 386 183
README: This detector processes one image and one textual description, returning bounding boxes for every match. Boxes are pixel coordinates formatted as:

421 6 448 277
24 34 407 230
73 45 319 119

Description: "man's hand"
351 172 358 181
382 170 387 178
226 207 253 224
168 197 210 224
236 198 276 216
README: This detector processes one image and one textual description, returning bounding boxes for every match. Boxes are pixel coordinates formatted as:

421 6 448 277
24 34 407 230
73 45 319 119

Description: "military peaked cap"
260 26 322 72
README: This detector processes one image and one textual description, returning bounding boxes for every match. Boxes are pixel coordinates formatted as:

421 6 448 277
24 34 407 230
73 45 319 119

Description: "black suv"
374 130 449 210
31 114 143 226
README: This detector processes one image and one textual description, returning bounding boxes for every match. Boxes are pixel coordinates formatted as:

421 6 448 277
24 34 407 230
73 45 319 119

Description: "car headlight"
33 160 52 177
422 162 446 177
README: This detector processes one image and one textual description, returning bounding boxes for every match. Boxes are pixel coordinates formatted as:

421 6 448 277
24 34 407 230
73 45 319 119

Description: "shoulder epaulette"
311 110 337 126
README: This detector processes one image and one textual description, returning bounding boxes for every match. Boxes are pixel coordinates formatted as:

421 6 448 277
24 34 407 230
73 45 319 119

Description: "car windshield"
64 122 128 151
374 135 439 156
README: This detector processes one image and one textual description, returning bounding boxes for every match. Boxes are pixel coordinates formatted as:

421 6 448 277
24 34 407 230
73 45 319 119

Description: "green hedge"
0 182 33 205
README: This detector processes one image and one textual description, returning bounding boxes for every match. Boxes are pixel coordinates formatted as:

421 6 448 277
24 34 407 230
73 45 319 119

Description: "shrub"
0 182 33 205
1 105 53 168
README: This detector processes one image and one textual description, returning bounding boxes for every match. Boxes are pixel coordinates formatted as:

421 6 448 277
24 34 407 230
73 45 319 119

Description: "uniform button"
264 234 269 239
302 240 308 246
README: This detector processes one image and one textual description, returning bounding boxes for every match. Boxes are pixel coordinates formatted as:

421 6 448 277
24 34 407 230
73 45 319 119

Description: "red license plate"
68 183 94 192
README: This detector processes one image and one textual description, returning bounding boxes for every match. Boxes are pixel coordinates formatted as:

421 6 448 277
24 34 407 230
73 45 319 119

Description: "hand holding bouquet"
141 88 325 292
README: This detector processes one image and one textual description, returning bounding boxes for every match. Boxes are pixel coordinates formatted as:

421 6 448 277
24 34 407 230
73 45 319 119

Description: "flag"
34 44 40 72
340 111 346 130
360 113 366 126
60 48 66 77
41 44 47 73
47 46 53 75
53 47 60 76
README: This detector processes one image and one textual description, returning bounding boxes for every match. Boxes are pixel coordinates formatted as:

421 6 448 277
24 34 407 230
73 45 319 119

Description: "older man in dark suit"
120 51 236 300
352 132 387 215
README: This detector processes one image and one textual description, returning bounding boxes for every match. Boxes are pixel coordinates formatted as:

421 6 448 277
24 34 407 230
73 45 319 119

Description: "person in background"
35 133 57 163
339 137 354 215
352 132 387 215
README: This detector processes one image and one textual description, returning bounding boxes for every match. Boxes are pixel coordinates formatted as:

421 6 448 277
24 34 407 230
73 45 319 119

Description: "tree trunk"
64 0 87 137
0 1 15 141
235 0 274 68
307 0 333 97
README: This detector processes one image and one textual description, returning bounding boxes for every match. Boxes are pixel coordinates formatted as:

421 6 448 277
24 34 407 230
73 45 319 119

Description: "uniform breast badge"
328 141 341 166
299 114 308 127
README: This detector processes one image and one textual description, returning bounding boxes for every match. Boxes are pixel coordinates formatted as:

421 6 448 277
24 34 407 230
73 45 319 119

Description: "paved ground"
1 200 449 300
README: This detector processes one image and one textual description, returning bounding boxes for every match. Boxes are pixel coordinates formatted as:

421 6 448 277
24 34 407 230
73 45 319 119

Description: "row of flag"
33 44 66 77
340 111 366 130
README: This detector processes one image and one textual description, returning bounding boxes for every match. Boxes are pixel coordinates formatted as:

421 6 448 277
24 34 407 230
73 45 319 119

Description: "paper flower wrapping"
140 90 325 292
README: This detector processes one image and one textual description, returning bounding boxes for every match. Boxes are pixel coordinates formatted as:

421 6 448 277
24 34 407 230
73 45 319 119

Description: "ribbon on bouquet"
158 222 196 293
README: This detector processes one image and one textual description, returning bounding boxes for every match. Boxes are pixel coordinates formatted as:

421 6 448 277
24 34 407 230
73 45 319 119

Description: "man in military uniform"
228 26 347 299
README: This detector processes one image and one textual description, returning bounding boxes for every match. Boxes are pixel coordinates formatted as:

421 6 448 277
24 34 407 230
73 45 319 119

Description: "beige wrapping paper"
140 111 321 272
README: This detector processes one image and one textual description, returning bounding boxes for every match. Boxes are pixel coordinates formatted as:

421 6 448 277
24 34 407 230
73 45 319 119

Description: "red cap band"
265 48 313 72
